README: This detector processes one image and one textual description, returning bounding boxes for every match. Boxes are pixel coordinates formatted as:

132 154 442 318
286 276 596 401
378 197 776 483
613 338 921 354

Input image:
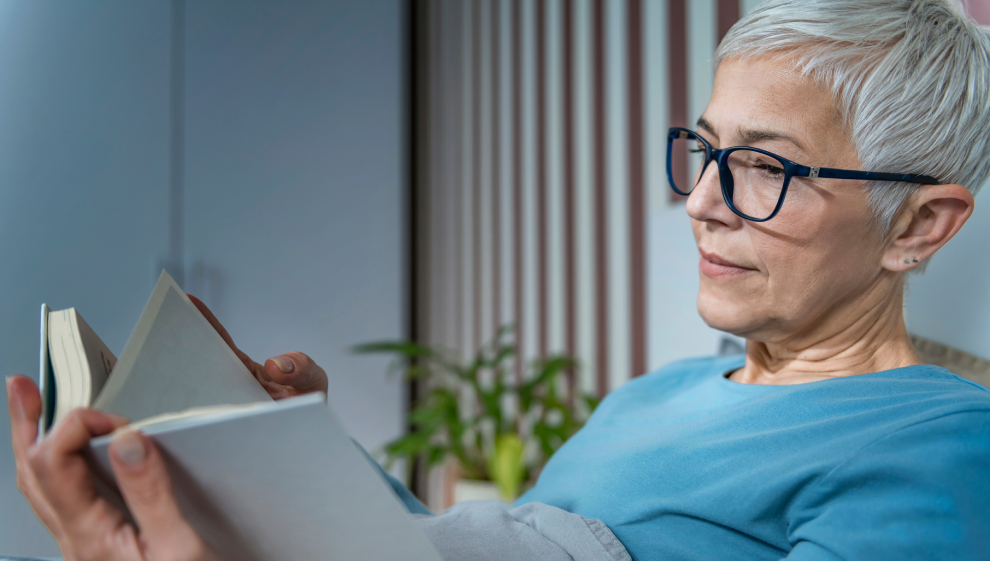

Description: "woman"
7 0 990 559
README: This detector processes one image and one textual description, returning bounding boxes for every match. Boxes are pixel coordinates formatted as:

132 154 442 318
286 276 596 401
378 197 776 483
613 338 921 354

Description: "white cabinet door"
0 0 407 556
182 0 406 457
0 2 172 555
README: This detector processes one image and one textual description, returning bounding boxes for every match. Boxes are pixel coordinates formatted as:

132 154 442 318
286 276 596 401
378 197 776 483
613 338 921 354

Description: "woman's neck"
730 279 923 385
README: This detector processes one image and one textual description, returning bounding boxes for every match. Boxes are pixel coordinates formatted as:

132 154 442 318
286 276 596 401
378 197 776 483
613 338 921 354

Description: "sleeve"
785 411 990 561
415 500 632 561
353 440 432 515
352 442 631 561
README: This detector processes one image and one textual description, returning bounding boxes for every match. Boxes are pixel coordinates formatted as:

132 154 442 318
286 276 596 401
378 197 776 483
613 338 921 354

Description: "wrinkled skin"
690 56 974 385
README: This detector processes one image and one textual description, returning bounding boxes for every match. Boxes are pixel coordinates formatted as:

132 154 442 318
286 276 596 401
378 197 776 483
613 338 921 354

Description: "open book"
39 272 272 433
39 271 441 561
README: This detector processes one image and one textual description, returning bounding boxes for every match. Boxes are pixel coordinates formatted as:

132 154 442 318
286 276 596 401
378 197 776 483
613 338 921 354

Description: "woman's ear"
881 184 974 272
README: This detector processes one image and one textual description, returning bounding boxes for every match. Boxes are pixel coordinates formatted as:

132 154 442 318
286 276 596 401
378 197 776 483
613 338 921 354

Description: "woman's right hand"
7 375 221 561
187 294 329 400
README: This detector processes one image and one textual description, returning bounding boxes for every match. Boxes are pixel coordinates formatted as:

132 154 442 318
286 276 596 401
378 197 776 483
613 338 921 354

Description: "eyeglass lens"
670 133 787 221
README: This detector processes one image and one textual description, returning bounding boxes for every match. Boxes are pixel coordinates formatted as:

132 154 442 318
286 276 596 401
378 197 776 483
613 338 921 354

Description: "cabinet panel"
182 0 406 455
0 1 172 555
0 0 407 555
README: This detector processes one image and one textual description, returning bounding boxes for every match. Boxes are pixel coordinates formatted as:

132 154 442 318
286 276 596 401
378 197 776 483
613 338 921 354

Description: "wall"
0 0 405 556
180 0 407 466
905 183 990 358
0 2 171 554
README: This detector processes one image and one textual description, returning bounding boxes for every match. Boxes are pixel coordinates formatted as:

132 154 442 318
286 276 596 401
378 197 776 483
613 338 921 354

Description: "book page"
72 310 117 405
115 402 268 433
93 271 271 421
46 308 119 425
48 308 87 421
88 394 442 561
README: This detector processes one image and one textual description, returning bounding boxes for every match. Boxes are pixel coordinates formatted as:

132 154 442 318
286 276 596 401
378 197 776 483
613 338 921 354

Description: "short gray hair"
715 0 990 233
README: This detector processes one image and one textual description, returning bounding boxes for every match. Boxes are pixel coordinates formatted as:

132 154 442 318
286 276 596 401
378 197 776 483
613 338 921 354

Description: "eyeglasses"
665 127 940 222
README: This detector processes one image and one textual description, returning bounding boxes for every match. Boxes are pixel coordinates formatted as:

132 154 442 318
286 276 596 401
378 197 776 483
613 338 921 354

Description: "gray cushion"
910 334 990 389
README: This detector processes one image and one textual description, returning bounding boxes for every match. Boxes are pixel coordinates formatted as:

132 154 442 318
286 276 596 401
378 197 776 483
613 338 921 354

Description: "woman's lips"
698 249 756 278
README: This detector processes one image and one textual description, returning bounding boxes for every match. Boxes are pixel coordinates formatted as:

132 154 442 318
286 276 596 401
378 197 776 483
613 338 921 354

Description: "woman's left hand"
7 375 222 561
188 295 329 400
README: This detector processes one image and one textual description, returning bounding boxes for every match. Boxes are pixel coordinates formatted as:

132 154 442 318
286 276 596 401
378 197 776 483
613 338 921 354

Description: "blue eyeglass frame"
665 127 940 222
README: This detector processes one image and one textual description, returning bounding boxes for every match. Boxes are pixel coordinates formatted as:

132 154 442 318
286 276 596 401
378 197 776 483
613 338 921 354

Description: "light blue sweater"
382 356 990 560
518 356 990 560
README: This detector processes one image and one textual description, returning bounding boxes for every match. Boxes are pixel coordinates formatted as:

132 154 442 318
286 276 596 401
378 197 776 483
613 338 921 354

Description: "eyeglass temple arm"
794 165 939 185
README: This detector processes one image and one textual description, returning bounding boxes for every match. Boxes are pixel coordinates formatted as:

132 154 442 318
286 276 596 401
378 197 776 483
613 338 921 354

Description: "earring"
904 258 919 264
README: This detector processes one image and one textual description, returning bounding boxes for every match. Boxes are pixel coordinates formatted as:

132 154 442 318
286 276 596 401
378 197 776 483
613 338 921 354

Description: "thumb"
109 430 208 555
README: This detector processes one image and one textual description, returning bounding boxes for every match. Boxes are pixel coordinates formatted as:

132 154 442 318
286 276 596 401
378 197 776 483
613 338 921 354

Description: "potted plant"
354 327 599 503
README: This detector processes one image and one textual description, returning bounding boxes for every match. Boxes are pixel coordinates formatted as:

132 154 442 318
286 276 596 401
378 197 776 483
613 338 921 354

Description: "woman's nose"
685 160 741 226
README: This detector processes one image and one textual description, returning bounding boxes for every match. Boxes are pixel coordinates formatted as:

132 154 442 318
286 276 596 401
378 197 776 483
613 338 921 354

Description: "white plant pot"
453 479 504 503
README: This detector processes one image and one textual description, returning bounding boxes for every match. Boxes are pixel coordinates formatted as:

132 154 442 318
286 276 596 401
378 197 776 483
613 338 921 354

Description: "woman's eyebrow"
696 117 718 138
696 118 809 155
735 126 807 152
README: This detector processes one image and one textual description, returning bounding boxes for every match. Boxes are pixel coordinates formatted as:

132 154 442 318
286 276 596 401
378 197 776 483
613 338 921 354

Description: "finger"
188 294 261 372
46 408 130 458
6 376 61 534
34 408 129 519
7 375 42 454
264 352 329 394
109 430 208 555
188 294 239 353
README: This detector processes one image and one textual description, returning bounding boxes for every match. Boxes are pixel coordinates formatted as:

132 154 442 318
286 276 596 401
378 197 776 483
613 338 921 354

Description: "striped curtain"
414 0 754 401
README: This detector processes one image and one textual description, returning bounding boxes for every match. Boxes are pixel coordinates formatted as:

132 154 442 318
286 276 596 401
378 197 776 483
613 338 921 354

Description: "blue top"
515 356 990 560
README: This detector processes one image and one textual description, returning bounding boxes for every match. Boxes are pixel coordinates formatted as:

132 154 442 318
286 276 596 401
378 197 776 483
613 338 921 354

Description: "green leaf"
427 446 448 467
384 432 433 460
409 405 445 428
479 344 515 369
405 365 434 380
532 423 559 458
521 355 574 394
582 394 602 412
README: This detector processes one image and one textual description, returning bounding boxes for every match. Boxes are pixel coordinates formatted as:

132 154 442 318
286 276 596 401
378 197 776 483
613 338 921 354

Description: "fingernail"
113 430 147 465
271 357 294 373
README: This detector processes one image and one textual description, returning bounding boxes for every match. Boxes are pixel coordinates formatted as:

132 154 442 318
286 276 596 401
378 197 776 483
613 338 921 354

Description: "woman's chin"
696 291 760 337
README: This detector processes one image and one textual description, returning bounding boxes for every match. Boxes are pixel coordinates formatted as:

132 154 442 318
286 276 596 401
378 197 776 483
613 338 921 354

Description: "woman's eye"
689 148 706 154
755 161 784 176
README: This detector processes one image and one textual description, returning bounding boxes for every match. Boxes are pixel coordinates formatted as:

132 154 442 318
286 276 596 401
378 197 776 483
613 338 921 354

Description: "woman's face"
690 56 896 345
